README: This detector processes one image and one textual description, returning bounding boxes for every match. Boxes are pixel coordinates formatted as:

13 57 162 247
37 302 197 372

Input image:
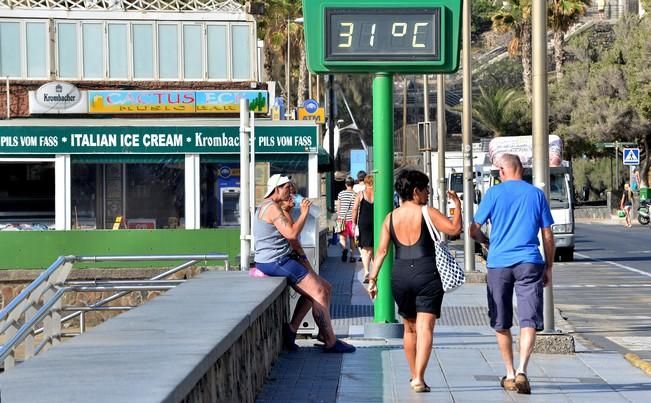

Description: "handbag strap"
421 205 441 242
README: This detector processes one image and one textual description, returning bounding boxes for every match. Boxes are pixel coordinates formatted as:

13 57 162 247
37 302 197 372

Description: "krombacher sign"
0 125 318 154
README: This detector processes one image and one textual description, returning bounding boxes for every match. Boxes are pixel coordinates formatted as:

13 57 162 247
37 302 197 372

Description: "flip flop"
410 380 431 393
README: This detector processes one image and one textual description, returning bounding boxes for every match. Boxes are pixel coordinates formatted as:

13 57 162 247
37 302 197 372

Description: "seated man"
253 174 355 353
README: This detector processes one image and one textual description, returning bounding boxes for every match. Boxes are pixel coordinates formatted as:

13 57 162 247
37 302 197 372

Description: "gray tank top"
253 200 293 263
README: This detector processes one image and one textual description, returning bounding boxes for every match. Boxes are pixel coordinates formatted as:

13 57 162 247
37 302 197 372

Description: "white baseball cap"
263 174 292 198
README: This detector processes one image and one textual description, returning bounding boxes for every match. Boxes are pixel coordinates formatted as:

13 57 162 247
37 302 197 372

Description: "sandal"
515 373 531 394
500 376 517 391
323 339 356 353
410 380 431 393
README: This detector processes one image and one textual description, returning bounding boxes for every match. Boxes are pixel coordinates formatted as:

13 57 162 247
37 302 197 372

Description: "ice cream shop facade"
0 1 320 269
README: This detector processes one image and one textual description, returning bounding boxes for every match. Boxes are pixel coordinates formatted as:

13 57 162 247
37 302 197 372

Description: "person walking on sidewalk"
620 183 634 228
336 176 358 263
254 174 355 354
353 170 367 193
352 174 375 282
469 153 555 395
368 169 461 393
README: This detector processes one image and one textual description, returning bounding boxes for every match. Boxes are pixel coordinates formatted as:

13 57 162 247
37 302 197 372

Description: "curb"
624 353 651 376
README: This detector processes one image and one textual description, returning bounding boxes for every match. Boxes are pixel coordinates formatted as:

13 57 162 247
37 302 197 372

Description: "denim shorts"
486 263 544 330
255 255 309 285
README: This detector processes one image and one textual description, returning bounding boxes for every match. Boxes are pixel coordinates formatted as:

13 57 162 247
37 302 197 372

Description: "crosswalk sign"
623 148 640 166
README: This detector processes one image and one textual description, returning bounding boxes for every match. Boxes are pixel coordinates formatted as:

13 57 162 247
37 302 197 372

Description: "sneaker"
349 256 356 263
341 249 348 262
514 373 531 394
358 257 363 262
324 339 356 353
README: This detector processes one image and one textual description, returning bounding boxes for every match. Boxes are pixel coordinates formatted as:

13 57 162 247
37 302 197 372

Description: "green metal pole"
373 73 396 323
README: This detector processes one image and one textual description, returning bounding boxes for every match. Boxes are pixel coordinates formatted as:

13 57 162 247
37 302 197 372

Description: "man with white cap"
254 174 355 353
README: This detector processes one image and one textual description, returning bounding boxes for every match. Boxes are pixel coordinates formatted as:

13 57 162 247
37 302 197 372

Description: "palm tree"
255 0 301 100
472 86 526 137
548 0 590 81
492 0 533 102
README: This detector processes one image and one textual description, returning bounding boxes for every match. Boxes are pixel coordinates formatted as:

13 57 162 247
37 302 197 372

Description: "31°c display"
325 8 441 61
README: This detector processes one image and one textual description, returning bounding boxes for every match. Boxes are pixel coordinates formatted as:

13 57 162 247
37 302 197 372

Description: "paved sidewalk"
256 245 651 402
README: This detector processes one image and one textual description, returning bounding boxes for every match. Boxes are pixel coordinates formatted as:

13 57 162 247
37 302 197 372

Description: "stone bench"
0 271 288 403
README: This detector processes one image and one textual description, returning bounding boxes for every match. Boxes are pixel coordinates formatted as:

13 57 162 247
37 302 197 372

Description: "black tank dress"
357 196 374 247
389 213 444 319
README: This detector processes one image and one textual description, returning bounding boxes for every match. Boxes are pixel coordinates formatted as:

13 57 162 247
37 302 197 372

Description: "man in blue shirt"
470 153 555 395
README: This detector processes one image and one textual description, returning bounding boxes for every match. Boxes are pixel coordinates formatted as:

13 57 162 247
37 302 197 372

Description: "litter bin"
640 187 650 201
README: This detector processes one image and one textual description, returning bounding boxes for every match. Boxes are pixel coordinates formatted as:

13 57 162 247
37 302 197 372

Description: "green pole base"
364 322 404 339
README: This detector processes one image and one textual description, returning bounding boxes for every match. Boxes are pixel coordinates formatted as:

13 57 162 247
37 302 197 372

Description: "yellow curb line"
624 353 651 376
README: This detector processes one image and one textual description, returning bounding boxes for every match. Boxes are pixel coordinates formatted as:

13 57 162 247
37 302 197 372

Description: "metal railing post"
23 305 37 359
4 322 17 369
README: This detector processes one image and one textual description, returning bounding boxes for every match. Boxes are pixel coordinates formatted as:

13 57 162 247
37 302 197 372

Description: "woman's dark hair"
395 169 429 201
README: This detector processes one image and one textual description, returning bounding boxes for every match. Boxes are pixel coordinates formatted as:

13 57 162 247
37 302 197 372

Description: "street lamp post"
286 17 291 117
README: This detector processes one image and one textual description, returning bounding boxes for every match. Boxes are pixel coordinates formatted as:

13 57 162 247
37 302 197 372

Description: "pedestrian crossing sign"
623 148 640 165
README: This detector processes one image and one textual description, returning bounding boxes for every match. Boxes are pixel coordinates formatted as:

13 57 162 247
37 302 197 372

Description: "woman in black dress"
352 175 374 282
367 169 461 392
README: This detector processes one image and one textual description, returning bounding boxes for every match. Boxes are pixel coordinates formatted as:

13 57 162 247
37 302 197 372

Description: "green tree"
492 0 533 101
548 0 590 81
471 86 527 137
550 15 651 186
254 0 302 104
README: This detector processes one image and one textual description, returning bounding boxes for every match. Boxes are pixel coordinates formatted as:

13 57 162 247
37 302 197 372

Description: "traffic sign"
302 0 462 73
623 148 640 165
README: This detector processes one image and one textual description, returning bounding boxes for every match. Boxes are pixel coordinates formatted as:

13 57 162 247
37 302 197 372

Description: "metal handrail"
0 253 229 369
52 259 203 330
0 256 68 331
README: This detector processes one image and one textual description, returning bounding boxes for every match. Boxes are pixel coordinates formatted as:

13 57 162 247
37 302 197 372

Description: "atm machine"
220 187 240 226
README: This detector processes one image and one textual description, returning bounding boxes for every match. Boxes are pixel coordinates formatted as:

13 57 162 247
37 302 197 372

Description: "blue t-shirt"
474 180 554 268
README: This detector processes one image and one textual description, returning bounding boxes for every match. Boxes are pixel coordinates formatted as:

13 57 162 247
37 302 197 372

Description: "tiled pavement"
256 245 651 402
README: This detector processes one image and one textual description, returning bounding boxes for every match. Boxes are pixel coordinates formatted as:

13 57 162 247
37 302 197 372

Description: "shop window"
125 163 184 229
231 25 251 80
158 24 179 79
207 25 228 79
108 23 129 79
82 23 104 79
133 24 154 79
199 161 309 229
183 24 203 80
0 162 55 228
26 22 47 78
57 22 78 78
71 163 184 230
0 22 21 77
71 163 98 229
